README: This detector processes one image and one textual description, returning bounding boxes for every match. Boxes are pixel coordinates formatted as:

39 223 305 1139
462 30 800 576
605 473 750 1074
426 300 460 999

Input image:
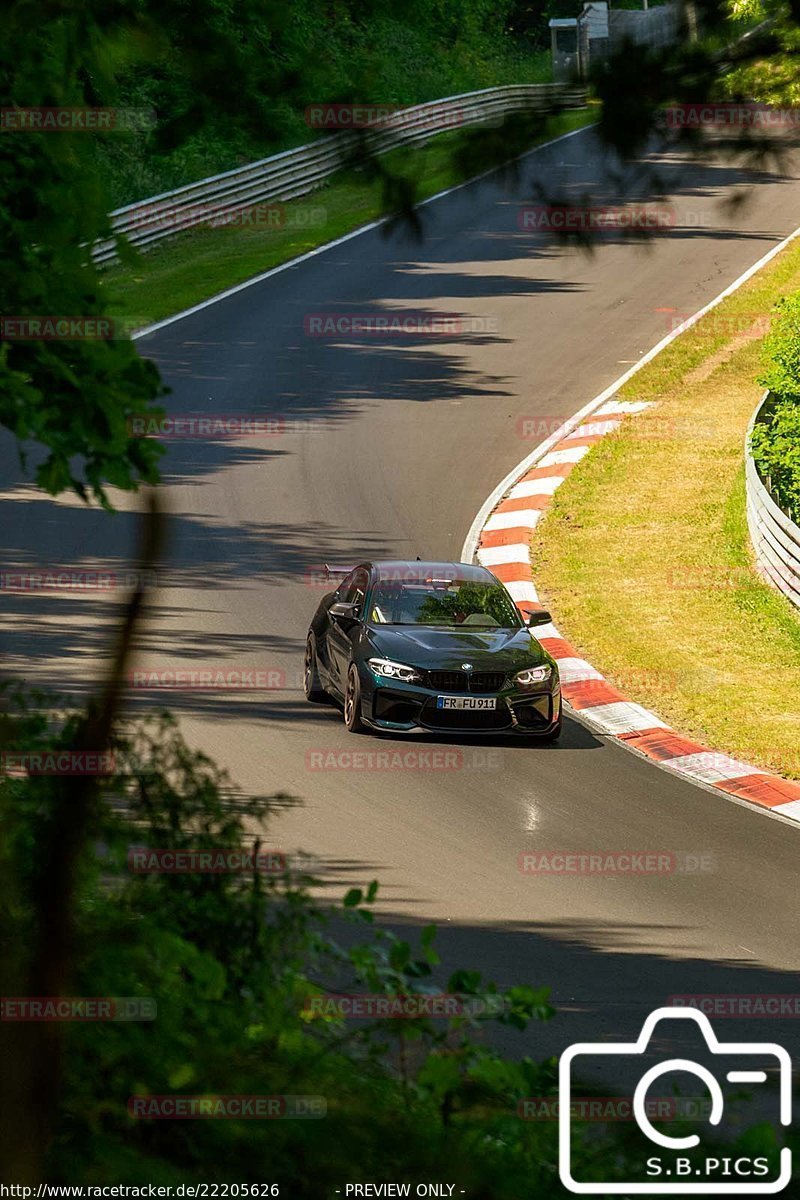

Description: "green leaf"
389 940 411 970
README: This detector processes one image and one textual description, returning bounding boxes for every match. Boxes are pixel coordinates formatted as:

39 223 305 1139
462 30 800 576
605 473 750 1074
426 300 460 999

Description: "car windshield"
368 578 521 628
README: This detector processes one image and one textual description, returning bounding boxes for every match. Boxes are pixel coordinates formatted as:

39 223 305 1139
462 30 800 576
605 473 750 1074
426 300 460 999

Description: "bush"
759 292 800 402
0 693 565 1189
754 293 800 515
2 690 786 1189
92 0 552 207
750 398 800 516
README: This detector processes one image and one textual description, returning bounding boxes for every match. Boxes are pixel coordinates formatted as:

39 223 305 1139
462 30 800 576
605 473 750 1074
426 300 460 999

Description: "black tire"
343 663 366 733
303 634 329 703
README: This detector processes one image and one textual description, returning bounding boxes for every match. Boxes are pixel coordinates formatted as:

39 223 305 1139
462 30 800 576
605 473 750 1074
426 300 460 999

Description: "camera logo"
559 1006 792 1194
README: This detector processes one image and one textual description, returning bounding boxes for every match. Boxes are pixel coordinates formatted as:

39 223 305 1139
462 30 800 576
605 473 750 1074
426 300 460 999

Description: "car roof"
370 560 496 584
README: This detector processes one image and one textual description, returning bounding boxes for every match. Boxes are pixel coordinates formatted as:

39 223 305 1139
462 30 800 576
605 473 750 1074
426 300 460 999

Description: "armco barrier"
745 394 800 609
93 84 586 264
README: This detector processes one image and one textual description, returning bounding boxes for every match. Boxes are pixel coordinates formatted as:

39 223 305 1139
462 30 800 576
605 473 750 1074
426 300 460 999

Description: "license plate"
436 696 497 710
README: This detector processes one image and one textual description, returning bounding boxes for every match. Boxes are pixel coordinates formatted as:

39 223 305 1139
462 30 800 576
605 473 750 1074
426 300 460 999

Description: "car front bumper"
359 672 561 736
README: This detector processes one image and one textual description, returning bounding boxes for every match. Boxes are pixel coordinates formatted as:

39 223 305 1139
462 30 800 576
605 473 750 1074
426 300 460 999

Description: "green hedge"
93 0 552 208
753 293 800 516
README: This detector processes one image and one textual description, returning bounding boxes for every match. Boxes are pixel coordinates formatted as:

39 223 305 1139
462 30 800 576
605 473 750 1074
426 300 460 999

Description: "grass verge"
105 110 595 328
533 236 800 780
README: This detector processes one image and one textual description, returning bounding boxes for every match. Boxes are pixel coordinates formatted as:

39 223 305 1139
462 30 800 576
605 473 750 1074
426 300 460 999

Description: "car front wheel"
343 663 366 733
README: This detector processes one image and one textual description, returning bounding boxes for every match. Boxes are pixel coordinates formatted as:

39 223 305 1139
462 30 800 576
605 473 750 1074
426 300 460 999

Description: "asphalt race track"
3 127 800 1069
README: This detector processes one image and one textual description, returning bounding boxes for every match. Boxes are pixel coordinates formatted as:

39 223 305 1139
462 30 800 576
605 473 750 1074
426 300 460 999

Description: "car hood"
365 625 548 671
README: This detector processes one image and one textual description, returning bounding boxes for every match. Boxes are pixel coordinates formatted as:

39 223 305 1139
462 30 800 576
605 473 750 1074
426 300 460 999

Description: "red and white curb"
463 224 800 827
469 397 800 822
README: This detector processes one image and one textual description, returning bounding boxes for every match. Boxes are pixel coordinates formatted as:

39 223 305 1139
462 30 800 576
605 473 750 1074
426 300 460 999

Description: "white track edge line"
460 221 800 564
132 123 596 342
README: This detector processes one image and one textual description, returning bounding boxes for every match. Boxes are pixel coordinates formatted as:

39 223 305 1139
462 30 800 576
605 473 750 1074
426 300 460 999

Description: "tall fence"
551 3 679 81
94 84 586 265
608 5 679 51
745 394 800 610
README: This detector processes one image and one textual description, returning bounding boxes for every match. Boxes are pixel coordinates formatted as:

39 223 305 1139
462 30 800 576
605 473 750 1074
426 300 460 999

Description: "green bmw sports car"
304 560 561 740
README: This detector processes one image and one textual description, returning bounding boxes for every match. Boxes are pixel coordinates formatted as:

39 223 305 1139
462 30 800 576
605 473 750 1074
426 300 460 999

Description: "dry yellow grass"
533 238 800 778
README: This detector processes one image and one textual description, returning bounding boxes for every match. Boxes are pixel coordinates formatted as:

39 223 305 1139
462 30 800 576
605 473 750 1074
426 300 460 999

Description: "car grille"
424 670 506 694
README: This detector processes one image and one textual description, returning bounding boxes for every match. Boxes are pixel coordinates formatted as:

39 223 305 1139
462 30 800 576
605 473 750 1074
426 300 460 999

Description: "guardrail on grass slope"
745 393 800 610
93 84 586 264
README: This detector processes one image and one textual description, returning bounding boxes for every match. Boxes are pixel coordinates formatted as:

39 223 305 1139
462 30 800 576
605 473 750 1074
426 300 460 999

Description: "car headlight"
514 664 552 686
368 657 423 683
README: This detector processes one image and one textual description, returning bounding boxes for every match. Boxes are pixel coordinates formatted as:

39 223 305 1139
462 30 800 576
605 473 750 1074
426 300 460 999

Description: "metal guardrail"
745 393 800 610
93 84 587 264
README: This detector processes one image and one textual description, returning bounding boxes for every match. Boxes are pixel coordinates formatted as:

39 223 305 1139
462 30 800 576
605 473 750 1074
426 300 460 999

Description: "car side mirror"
330 601 360 622
527 610 553 628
